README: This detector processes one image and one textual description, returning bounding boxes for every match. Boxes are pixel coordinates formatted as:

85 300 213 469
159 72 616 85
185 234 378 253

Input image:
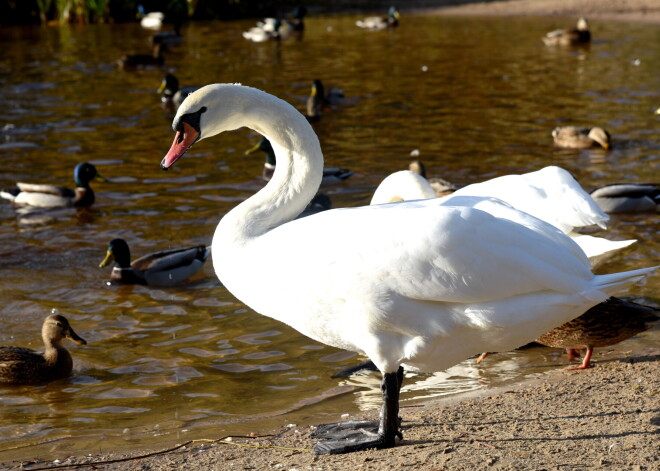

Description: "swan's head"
161 84 244 170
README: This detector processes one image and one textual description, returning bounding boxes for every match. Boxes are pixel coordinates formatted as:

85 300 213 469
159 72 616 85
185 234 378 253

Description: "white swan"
160 84 657 454
371 169 636 267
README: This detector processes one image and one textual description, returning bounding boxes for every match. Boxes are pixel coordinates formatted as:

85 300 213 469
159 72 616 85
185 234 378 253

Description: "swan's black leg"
313 369 402 454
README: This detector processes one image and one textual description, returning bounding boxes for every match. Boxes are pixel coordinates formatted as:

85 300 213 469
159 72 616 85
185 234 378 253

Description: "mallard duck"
590 183 659 213
408 160 458 197
536 297 659 369
159 83 657 454
99 238 210 286
0 162 105 208
477 297 659 368
242 17 283 42
542 17 590 46
151 19 183 49
118 42 164 69
0 314 87 385
306 79 345 122
552 126 611 149
356 6 400 30
158 74 199 112
244 137 353 186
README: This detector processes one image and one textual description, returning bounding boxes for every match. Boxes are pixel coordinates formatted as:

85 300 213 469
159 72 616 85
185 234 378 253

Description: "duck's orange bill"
161 122 200 170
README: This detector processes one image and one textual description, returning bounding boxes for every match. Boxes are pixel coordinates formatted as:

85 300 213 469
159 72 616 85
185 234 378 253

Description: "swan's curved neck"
211 86 324 241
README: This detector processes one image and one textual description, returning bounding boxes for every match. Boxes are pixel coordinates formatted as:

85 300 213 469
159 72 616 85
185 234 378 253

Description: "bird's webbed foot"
312 369 403 454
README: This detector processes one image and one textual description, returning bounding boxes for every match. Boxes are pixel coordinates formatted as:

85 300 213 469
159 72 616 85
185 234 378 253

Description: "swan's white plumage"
371 169 636 267
164 84 656 375
450 166 609 233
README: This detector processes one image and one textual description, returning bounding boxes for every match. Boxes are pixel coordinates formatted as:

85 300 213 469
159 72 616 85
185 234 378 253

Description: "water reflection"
0 13 658 463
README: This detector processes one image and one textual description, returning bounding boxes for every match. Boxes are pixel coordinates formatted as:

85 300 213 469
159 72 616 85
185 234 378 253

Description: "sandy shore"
4 1 659 470
9 354 658 470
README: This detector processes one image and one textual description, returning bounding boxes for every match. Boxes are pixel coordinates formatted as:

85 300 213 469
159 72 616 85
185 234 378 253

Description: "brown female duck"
0 315 87 385
542 18 591 46
535 297 659 369
552 126 611 149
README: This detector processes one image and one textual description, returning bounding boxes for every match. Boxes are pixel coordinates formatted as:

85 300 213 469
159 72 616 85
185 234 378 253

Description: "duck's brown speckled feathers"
535 297 659 369
0 315 86 385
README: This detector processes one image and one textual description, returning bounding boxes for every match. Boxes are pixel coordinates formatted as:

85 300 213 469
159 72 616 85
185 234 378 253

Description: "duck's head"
158 73 179 97
577 18 589 31
244 137 276 166
99 238 132 269
312 79 325 99
74 162 106 188
588 127 611 149
43 314 87 346
408 160 427 178
389 6 400 21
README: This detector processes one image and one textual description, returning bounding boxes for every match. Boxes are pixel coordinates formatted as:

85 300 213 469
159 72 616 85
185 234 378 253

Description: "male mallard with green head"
99 238 210 286
0 162 105 208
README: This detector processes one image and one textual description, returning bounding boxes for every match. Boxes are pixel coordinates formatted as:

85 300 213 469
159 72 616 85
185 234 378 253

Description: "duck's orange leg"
566 348 581 361
566 347 594 370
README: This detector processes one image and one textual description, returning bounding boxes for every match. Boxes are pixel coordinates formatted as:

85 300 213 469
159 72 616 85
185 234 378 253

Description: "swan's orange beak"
161 122 199 170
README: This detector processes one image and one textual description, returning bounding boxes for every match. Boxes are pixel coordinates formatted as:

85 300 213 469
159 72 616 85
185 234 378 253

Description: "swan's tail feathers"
594 266 658 297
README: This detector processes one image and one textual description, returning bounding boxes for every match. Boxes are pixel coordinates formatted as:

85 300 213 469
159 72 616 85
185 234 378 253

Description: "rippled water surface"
0 13 658 462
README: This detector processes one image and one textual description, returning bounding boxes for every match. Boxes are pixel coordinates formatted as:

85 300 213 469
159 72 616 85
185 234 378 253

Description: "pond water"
0 12 658 463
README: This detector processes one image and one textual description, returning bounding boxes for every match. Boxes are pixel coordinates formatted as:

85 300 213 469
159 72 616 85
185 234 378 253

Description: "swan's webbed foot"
312 369 403 454
312 419 380 439
313 425 399 454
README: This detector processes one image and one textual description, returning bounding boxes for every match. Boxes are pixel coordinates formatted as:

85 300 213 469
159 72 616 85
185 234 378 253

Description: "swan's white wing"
452 166 608 232
224 198 593 313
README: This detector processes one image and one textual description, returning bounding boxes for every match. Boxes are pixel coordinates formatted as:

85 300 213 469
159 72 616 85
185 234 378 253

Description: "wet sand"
5 1 659 469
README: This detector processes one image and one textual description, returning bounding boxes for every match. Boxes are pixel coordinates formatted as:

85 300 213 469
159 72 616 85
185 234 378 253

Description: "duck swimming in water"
542 18 591 46
0 162 105 208
0 314 87 385
552 126 611 150
590 182 659 213
99 238 210 287
159 83 657 454
244 136 353 186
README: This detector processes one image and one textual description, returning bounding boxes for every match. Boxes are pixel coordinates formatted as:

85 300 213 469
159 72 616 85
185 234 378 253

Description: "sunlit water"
0 13 658 463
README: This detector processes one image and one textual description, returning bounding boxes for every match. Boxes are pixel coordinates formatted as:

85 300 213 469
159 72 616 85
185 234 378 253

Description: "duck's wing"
132 246 209 272
0 346 47 383
590 183 659 213
536 297 659 348
16 183 75 197
0 346 42 362
590 183 659 199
